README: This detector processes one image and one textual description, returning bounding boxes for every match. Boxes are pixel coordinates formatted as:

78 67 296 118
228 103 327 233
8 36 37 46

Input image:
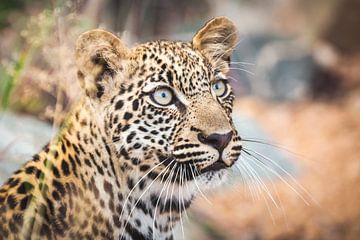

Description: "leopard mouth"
200 159 228 174
158 153 230 177
158 154 176 166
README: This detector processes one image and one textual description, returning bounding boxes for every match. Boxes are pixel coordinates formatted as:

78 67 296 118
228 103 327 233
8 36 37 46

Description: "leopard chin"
194 169 228 190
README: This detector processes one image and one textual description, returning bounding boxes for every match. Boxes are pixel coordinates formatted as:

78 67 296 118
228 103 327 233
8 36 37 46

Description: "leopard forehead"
128 40 223 95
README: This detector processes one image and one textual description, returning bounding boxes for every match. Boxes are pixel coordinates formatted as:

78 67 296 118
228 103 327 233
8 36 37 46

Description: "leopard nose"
198 132 233 152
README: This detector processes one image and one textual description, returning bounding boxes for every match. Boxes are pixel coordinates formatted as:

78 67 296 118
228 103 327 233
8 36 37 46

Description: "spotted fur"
0 17 241 240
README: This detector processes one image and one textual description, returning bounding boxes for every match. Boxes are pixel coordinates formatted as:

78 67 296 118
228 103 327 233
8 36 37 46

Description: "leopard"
0 16 242 240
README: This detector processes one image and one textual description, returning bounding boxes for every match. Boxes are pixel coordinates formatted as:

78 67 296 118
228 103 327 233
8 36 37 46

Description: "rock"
0 112 54 183
230 34 317 101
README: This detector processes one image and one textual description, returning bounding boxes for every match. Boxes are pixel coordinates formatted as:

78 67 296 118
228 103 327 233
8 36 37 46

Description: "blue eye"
212 80 227 97
151 87 174 106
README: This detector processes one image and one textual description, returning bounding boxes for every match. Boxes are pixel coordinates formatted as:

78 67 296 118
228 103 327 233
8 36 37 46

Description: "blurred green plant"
0 51 27 110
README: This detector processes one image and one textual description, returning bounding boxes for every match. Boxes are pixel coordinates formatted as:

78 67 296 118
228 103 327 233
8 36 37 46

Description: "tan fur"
192 16 238 71
75 30 129 98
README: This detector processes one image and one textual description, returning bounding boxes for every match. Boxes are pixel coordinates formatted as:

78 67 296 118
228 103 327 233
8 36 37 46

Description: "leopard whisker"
235 158 259 201
180 165 190 220
161 163 178 235
178 165 185 240
118 159 164 224
169 165 180 233
241 138 309 161
242 155 280 209
152 163 174 239
119 159 175 240
169 166 181 238
241 156 278 224
242 148 312 205
212 35 243 65
227 76 239 83
241 156 264 200
189 162 212 204
230 61 256 66
244 147 313 201
247 153 290 226
228 67 255 76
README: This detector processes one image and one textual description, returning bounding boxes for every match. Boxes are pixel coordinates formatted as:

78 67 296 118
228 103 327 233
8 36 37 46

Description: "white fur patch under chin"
194 170 227 191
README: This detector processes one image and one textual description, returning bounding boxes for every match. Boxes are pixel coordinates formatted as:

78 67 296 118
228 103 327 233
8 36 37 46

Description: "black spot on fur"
61 160 70 176
132 99 139 111
20 195 32 210
127 177 134 189
9 219 19 233
122 124 130 132
7 194 17 209
25 166 35 175
52 166 60 178
8 178 20 188
52 191 60 201
32 154 40 162
138 126 148 132
17 181 34 194
103 180 114 199
53 179 66 196
115 100 124 110
126 131 136 143
40 223 51 238
125 223 146 240
123 112 133 120
133 143 142 149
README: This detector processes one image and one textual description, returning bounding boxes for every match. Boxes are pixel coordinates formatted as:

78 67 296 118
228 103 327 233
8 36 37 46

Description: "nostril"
198 133 207 143
198 132 233 152
207 138 219 146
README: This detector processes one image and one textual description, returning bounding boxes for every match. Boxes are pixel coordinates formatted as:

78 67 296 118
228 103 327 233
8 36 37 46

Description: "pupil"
161 92 166 98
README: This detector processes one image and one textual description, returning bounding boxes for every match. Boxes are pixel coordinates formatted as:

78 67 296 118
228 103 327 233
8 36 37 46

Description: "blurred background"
0 0 360 239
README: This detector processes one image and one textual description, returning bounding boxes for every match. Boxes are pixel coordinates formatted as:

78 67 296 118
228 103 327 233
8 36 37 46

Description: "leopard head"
75 16 242 192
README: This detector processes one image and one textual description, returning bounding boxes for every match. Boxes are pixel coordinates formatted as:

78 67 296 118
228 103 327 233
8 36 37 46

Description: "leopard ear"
75 29 129 99
192 17 238 69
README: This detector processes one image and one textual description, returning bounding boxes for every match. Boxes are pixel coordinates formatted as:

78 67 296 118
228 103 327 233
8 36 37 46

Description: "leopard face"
76 17 241 195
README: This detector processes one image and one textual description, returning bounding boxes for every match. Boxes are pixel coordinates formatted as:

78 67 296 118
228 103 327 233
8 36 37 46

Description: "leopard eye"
151 87 174 106
211 80 227 97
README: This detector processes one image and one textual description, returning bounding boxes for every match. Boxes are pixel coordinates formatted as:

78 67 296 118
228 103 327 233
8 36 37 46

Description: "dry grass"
1 5 92 126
